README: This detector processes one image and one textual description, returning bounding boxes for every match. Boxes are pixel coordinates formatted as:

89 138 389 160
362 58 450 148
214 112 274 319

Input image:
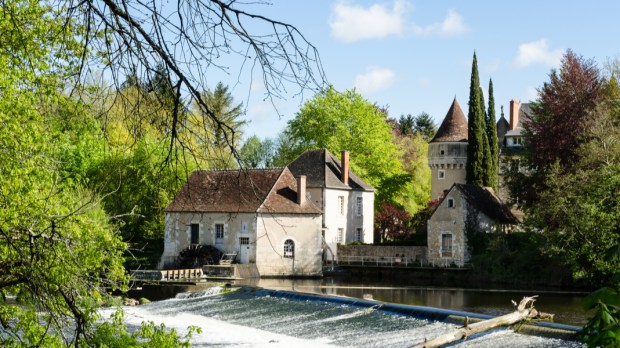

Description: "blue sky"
222 1 620 141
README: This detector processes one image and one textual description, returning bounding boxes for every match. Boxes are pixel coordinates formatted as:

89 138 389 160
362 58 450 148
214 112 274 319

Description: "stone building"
428 98 468 199
426 99 519 267
288 149 375 259
427 183 518 266
159 167 323 276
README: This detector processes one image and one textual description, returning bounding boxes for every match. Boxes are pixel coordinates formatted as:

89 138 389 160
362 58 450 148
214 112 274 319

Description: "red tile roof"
165 168 321 214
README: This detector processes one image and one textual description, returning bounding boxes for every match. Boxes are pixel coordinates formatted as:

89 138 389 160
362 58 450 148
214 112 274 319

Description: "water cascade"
111 288 584 347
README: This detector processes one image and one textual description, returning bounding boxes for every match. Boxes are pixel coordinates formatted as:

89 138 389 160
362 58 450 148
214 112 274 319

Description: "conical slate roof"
430 98 468 143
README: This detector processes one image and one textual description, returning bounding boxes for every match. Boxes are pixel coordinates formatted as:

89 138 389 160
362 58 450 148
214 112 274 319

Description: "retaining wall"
338 244 428 262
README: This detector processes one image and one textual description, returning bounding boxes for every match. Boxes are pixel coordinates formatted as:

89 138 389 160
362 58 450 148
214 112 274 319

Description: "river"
237 277 589 326
111 286 583 347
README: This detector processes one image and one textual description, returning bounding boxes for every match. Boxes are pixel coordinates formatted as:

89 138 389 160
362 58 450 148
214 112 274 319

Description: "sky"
218 1 620 141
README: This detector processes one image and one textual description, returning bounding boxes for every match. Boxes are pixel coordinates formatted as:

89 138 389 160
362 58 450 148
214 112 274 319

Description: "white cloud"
412 9 467 37
515 39 562 67
330 0 411 43
354 67 397 94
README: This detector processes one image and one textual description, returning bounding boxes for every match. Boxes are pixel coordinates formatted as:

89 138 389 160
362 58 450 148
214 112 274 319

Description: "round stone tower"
428 98 468 199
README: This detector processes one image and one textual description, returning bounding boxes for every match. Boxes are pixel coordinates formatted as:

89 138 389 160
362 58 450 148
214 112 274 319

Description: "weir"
113 286 584 347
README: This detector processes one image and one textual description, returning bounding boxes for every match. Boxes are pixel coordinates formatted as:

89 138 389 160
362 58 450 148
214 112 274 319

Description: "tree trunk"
412 296 548 348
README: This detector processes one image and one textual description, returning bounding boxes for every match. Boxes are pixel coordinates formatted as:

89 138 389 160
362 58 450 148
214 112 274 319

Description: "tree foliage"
239 135 276 168
0 1 128 344
285 86 403 189
1 0 327 344
486 79 499 191
524 50 604 172
374 202 412 243
525 101 620 286
466 52 489 187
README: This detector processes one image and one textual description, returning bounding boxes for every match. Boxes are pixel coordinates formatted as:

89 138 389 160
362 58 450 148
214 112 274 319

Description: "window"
441 233 453 257
239 237 249 245
283 239 295 258
447 198 455 208
356 197 363 216
440 149 445 156
241 221 248 234
337 228 344 243
338 196 345 215
190 224 199 244
438 170 445 179
215 224 224 239
355 228 363 242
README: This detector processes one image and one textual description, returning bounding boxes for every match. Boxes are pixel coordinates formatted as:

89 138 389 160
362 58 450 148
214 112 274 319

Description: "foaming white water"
174 286 225 299
98 291 583 348
118 306 336 348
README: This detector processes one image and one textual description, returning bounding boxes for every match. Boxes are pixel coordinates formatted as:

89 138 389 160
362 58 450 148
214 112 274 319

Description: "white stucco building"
288 149 375 260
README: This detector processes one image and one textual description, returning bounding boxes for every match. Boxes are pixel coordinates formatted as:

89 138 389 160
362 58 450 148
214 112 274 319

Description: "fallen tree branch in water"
412 296 553 348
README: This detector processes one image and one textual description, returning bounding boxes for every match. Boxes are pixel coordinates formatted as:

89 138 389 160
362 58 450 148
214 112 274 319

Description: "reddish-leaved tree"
525 49 604 171
374 202 412 243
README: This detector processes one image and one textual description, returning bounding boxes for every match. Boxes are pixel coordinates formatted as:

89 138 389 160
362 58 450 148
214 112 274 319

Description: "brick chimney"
509 100 520 130
341 151 350 185
297 175 306 205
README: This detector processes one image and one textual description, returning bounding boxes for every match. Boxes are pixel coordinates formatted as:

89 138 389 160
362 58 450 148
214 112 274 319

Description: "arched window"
283 239 295 258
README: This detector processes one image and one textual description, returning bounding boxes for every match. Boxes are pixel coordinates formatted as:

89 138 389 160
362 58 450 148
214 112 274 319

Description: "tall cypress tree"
466 52 486 187
479 86 492 187
486 79 499 191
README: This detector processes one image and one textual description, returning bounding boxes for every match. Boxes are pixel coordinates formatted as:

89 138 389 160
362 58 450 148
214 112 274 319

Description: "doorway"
239 237 250 263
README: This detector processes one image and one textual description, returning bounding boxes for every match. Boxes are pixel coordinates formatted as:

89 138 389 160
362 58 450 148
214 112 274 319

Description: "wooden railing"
131 268 203 281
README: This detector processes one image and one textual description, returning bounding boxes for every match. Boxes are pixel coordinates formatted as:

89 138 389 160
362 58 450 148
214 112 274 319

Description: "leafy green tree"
239 135 276 168
526 99 620 286
286 86 403 189
0 1 128 344
466 52 488 187
393 134 431 214
486 79 499 190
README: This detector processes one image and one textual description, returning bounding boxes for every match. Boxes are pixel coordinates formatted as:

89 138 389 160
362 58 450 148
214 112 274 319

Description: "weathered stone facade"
160 168 323 277
427 184 518 267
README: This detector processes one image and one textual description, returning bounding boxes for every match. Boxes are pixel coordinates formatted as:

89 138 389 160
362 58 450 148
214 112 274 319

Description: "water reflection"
236 278 588 326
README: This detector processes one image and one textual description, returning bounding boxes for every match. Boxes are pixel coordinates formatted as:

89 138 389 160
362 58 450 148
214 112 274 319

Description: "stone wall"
337 244 427 262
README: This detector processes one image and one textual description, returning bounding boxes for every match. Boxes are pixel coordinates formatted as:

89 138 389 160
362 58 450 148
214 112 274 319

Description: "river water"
108 280 588 347
237 278 589 326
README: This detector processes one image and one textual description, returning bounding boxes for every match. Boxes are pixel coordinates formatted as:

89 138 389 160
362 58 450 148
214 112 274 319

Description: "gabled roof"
287 149 374 192
165 168 321 214
433 184 518 224
453 184 518 224
430 98 468 143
